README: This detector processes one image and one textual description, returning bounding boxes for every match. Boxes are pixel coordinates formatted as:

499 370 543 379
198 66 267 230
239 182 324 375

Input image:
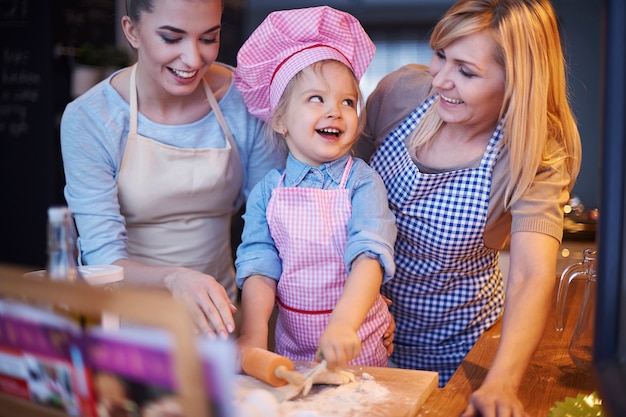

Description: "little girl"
234 6 396 369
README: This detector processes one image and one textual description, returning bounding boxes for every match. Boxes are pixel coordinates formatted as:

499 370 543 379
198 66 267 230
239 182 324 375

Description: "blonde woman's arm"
462 231 558 417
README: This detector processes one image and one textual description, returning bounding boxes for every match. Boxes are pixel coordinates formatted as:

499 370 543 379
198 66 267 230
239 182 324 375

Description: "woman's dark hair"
125 0 224 22
125 0 154 22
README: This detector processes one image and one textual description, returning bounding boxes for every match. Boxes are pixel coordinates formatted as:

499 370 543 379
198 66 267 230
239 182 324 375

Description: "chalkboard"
58 0 116 49
0 0 58 267
0 1 49 140
0 0 118 267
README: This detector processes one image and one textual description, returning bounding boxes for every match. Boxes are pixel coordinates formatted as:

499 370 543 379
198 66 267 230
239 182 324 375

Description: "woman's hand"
462 381 528 417
317 322 361 370
165 269 237 338
113 259 237 338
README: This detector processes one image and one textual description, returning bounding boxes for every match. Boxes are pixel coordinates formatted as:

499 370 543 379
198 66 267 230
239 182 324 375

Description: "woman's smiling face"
126 0 223 96
429 31 506 131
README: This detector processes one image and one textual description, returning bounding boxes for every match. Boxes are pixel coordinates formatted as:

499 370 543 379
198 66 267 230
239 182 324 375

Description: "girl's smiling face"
429 31 506 132
123 0 222 96
274 61 361 167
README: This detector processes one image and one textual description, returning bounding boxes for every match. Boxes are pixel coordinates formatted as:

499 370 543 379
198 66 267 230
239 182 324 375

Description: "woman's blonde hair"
412 0 581 208
268 60 367 158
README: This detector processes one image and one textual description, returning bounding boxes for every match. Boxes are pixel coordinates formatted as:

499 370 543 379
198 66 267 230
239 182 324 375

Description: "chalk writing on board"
0 47 41 140
0 0 29 23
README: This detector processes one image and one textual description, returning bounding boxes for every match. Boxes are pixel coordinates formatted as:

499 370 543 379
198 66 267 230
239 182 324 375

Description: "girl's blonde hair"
412 0 581 208
268 60 367 158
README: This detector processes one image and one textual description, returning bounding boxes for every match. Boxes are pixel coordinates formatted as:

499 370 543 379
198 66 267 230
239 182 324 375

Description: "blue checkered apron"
370 95 505 386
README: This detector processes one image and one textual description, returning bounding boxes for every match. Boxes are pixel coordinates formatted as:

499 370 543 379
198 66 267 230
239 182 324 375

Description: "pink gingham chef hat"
234 6 376 122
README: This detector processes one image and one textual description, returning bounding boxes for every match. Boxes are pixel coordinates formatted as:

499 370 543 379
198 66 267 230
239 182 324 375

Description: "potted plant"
71 43 131 98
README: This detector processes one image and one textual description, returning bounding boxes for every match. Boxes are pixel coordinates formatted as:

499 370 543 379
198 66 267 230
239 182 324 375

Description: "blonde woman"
357 0 582 415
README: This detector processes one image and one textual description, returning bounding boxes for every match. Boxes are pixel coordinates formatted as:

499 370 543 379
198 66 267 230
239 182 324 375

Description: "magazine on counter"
84 324 237 417
0 299 96 416
0 299 237 417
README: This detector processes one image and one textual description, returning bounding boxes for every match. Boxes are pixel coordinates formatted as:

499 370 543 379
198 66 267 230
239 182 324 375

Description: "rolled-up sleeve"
235 172 283 288
344 161 397 283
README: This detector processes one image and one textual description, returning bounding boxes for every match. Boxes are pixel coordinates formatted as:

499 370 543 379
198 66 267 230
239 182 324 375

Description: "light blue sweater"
60 64 283 266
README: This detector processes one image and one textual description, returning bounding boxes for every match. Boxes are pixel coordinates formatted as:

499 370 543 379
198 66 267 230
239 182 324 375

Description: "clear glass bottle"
46 206 85 282
555 248 597 372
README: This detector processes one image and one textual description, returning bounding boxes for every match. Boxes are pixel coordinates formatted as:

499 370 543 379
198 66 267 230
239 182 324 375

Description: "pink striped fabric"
234 6 375 122
268 158 389 366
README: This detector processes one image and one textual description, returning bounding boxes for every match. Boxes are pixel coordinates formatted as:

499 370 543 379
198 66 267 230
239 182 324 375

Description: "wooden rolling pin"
241 347 305 387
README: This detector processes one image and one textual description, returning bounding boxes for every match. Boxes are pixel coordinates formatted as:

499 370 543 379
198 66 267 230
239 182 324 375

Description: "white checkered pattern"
370 95 505 385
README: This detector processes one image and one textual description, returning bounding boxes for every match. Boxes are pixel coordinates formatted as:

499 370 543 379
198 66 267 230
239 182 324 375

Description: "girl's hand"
381 295 395 356
235 336 269 373
142 396 183 417
317 322 361 370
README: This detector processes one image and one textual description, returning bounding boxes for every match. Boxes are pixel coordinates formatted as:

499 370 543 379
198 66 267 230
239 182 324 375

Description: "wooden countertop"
0 256 599 417
416 277 597 417
236 363 437 417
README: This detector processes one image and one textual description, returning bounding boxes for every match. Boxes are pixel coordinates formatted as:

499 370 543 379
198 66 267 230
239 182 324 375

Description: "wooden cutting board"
234 361 438 417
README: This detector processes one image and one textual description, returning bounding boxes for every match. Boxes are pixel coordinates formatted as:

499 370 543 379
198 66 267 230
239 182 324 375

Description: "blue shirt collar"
284 153 351 186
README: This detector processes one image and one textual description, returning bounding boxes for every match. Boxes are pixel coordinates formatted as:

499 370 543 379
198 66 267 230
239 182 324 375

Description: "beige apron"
117 65 243 300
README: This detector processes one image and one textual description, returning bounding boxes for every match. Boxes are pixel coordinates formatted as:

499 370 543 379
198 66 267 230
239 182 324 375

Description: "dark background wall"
0 0 604 268
1 0 76 267
552 0 602 214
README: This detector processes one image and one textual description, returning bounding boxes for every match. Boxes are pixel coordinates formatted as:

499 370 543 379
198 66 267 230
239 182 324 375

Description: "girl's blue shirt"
235 153 397 287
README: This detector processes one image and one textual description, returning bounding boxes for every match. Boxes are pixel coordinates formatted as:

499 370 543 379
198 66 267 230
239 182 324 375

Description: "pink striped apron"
267 157 389 367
